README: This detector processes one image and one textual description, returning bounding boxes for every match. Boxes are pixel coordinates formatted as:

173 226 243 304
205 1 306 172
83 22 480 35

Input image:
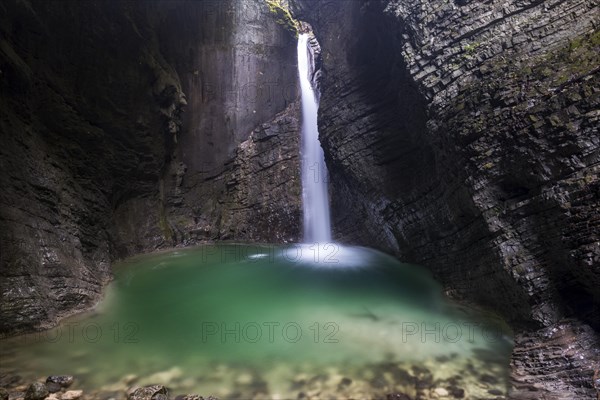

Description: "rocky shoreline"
0 353 510 400
0 375 210 400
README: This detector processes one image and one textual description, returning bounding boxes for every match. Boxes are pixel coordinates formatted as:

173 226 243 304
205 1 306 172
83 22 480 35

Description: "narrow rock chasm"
291 0 599 397
1 0 599 399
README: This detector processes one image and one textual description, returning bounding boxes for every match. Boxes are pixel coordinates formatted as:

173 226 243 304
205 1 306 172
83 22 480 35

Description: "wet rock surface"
45 377 73 389
45 383 61 394
160 101 302 244
0 0 182 336
127 385 167 400
0 355 511 400
112 0 302 249
0 0 300 336
24 382 48 400
1 0 599 398
291 0 600 397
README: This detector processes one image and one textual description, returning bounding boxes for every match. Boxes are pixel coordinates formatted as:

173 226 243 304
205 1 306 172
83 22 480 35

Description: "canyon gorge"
1 0 599 399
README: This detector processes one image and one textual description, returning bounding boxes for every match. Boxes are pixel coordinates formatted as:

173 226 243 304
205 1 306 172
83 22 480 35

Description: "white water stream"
298 33 332 243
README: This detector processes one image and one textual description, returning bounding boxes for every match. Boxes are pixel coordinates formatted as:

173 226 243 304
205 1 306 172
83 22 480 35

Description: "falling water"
298 33 331 243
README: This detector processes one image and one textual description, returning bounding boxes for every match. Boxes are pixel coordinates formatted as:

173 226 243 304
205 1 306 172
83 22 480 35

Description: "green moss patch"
264 0 299 37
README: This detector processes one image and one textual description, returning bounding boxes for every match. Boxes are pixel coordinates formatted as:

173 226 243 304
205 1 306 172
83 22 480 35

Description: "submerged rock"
138 367 183 387
0 387 8 400
94 390 122 400
338 377 352 388
9 391 26 400
46 382 62 393
174 395 203 400
386 393 412 400
24 382 48 400
480 374 498 384
62 390 83 400
128 385 168 400
46 375 74 388
448 387 465 398
123 375 139 386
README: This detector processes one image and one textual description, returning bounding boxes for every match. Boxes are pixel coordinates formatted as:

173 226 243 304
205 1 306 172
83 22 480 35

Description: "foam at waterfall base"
274 243 388 269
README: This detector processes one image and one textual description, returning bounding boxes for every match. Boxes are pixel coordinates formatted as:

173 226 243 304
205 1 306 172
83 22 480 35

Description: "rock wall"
0 0 301 336
155 0 298 172
291 0 599 398
3 0 597 396
152 0 302 246
0 0 182 335
109 0 302 255
159 101 302 245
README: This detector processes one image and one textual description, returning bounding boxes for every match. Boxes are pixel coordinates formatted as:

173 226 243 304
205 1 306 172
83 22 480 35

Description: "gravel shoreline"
0 352 509 400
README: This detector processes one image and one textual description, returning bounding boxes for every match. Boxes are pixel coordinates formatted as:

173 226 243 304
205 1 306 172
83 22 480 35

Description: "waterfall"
298 33 332 243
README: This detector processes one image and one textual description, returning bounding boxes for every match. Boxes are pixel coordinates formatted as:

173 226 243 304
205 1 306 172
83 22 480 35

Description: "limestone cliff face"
0 0 301 336
158 101 302 245
0 0 182 335
154 0 302 247
291 0 599 397
110 0 302 255
2 0 598 396
157 0 298 172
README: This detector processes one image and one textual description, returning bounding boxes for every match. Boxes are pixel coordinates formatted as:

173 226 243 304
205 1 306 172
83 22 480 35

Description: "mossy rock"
264 0 299 37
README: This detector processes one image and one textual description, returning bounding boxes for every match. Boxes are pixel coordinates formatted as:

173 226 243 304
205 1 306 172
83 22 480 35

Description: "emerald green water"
0 244 513 399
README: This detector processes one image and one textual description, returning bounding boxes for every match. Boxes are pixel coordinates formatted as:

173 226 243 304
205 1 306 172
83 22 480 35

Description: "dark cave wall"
109 0 301 254
172 100 302 243
1 0 597 396
153 0 302 245
0 0 182 335
291 0 599 397
0 0 301 336
155 0 298 172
